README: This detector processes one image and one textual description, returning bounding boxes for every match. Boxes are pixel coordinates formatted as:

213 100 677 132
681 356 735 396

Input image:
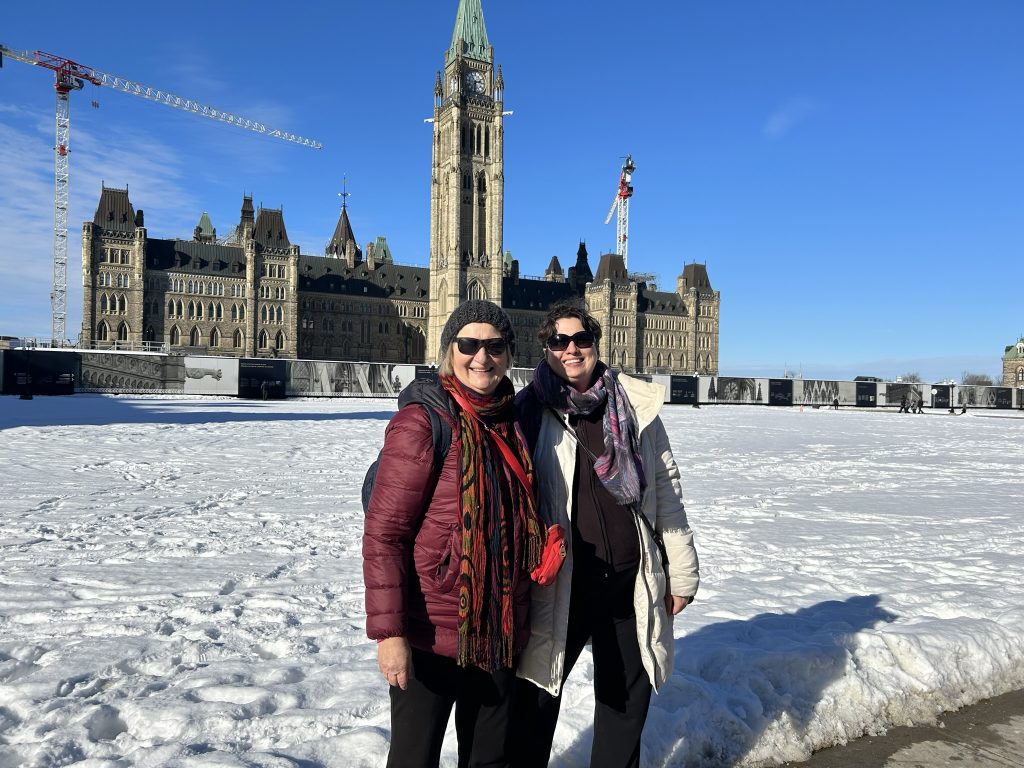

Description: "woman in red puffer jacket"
363 300 543 768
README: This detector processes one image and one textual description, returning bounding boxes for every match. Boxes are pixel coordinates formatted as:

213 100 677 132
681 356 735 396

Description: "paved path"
790 688 1024 767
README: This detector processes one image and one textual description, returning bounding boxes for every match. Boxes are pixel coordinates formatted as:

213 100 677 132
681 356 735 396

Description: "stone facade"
80 0 720 373
1002 337 1024 387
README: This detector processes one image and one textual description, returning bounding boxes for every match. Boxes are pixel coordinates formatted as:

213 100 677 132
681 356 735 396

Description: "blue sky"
2 1 1021 382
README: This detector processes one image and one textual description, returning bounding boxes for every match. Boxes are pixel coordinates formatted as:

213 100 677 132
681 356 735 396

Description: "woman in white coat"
513 301 699 768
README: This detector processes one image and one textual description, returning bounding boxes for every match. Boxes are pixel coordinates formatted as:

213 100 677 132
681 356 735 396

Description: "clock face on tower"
464 70 485 94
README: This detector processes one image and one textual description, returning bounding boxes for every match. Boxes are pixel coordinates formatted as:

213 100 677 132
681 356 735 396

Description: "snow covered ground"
1 395 1022 767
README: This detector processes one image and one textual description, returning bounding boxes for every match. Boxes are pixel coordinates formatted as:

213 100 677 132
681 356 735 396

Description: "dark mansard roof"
638 286 685 314
502 276 580 311
297 255 430 300
593 253 629 283
679 263 715 294
93 186 137 234
253 208 291 252
146 238 247 275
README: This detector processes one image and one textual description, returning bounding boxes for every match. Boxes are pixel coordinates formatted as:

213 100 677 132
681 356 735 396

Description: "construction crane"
0 44 322 345
603 154 636 268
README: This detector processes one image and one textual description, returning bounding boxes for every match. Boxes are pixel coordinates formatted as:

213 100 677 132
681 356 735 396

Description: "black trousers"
513 566 653 768
387 647 516 768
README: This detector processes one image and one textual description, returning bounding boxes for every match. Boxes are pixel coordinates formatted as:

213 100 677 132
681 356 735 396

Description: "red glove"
531 524 567 586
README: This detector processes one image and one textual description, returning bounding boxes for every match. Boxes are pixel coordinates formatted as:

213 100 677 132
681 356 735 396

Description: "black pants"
513 566 652 768
387 647 516 768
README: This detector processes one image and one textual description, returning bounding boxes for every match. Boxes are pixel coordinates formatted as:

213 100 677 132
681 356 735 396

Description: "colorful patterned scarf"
531 360 646 506
440 374 543 671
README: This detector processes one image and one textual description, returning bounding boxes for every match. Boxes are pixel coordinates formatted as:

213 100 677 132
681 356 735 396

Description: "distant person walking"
898 395 908 413
832 397 840 410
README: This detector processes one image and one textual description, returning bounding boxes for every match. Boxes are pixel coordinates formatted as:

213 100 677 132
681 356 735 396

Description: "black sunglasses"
454 337 508 356
546 331 596 352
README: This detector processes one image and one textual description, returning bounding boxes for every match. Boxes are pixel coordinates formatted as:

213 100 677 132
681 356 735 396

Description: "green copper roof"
197 212 215 237
449 0 491 62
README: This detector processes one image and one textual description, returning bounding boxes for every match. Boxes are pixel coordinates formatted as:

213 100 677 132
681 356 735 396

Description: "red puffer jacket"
362 379 531 660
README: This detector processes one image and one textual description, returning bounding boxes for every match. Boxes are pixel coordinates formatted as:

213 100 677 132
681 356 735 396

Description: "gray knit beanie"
439 300 516 358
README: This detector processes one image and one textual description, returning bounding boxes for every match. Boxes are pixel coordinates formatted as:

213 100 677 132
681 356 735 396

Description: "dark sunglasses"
546 331 596 352
454 337 508 356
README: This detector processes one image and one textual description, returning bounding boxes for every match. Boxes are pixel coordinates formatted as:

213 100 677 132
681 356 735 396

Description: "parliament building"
80 0 720 375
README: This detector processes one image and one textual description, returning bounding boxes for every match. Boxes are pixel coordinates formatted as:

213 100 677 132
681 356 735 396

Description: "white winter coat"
517 374 700 696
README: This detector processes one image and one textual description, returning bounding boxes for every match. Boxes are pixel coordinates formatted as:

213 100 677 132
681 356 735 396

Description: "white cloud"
763 97 820 140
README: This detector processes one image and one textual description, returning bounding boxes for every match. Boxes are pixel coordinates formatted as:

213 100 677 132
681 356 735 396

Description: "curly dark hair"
537 299 602 349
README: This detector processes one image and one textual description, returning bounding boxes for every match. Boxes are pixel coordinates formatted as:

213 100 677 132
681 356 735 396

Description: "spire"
194 211 216 243
449 0 492 62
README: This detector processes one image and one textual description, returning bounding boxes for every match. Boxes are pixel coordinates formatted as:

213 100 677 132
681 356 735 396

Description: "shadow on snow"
559 594 897 767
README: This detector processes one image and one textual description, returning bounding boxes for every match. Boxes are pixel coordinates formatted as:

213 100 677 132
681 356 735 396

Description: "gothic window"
210 328 220 348
96 321 109 341
646 353 652 370
657 353 663 368
188 301 196 320
170 326 181 346
216 303 223 320
145 326 155 342
190 327 201 347
1018 367 1024 382
475 125 482 154
234 329 244 349
100 294 108 313
276 306 283 324
239 305 245 321
467 280 486 301
477 174 486 193
118 294 126 314
485 127 490 157
275 331 285 350
463 173 471 191
259 330 269 349
261 306 268 323
117 322 129 342
208 303 215 319
176 300 184 317
668 353 674 369
196 302 204 320
460 124 466 152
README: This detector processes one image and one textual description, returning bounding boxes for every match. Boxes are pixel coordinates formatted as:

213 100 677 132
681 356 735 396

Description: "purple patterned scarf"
531 360 646 505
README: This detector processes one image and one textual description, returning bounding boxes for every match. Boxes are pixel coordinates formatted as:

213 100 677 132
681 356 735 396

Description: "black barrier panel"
1 350 78 396
415 365 440 383
669 376 698 404
768 379 793 406
856 381 877 407
1018 389 1024 410
994 388 1012 409
238 358 287 399
930 385 951 410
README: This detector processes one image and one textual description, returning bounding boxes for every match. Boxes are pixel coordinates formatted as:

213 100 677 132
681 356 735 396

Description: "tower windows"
96 321 109 342
234 329 244 349
170 326 181 346
190 327 201 347
210 328 220 348
118 322 129 342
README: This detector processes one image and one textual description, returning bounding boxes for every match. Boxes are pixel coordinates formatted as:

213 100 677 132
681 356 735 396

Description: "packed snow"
1 395 1022 767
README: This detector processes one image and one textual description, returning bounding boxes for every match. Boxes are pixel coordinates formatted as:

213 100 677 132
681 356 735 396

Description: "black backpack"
361 403 452 514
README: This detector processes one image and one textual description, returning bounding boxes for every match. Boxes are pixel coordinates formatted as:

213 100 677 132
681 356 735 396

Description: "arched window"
438 279 448 316
477 174 486 193
485 126 490 157
167 300 175 317
259 329 269 349
208 303 215 319
190 327 201 347
657 353 663 368
668 353 674 369
145 326 155 342
276 306 283 324
100 294 108 313
196 302 204 320
176 300 183 317
210 328 220 347
234 329 244 348
118 294 126 314
231 304 238 321
117 322 129 341
96 321 109 341
1018 366 1024 382
170 326 181 345
275 331 285 350
261 306 268 323
188 301 196 320
239 304 245 321
467 280 486 301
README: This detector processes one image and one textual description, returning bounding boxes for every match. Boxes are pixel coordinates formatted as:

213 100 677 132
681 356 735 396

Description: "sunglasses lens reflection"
455 337 507 356
547 332 595 351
